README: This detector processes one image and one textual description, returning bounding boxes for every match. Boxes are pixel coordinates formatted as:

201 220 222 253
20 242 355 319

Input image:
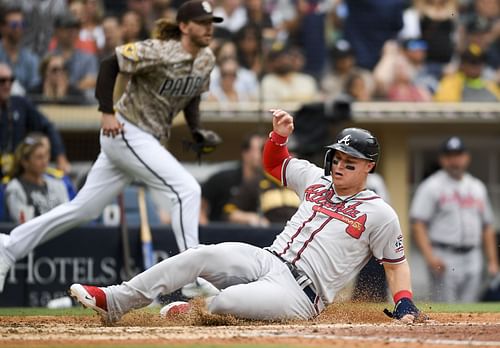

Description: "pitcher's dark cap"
176 0 223 23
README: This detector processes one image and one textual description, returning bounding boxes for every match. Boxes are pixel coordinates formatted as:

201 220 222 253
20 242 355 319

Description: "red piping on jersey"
282 157 292 187
379 256 406 264
292 217 333 264
278 211 317 257
354 196 381 201
263 136 291 183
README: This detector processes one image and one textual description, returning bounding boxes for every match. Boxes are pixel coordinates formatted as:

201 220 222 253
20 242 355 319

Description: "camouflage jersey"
114 39 215 143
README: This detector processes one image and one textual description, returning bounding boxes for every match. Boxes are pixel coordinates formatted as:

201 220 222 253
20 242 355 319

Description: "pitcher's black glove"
184 129 223 162
383 298 426 323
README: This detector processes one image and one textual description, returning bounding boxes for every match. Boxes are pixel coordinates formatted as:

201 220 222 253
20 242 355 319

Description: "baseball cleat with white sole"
70 284 112 323
159 301 191 318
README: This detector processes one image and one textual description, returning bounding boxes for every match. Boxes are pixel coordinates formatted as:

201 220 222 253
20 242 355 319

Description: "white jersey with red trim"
268 158 405 305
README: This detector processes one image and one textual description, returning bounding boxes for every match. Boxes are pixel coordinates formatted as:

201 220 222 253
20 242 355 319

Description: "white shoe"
0 234 13 293
181 277 220 298
159 301 190 318
69 284 116 324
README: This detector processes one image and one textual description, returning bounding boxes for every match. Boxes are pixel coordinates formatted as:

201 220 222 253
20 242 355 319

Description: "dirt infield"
1 303 500 348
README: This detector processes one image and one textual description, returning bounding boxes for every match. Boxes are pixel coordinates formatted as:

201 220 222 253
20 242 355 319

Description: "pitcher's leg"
113 126 200 252
3 153 130 262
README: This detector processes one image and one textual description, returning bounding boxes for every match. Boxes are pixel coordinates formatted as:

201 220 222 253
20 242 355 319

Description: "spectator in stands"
460 0 499 66
214 0 247 34
75 0 106 54
434 44 500 102
50 14 99 99
400 38 439 93
261 43 318 103
0 5 40 93
374 39 437 98
244 0 276 44
0 0 68 58
126 0 156 33
209 40 259 102
120 10 150 43
321 39 375 101
99 16 123 60
460 14 500 76
0 63 71 177
234 23 263 78
284 0 334 79
28 53 87 105
343 0 406 70
400 0 459 79
342 72 373 102
200 133 264 224
386 58 432 102
206 57 257 105
224 172 300 227
4 133 69 224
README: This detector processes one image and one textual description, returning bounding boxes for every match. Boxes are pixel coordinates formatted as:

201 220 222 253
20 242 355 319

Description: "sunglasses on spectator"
0 76 15 84
7 20 25 30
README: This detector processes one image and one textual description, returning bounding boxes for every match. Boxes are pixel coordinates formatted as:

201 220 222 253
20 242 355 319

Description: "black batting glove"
384 298 426 322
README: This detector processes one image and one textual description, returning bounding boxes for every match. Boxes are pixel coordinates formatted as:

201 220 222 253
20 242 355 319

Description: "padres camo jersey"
114 39 215 143
268 158 406 305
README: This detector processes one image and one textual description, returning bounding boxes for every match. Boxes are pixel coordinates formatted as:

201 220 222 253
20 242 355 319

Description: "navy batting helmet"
324 128 379 175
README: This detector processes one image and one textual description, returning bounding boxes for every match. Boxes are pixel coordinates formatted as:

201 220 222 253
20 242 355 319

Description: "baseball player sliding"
69 109 423 323
0 0 222 292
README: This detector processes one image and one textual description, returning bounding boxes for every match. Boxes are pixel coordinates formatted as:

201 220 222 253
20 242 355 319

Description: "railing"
40 102 500 131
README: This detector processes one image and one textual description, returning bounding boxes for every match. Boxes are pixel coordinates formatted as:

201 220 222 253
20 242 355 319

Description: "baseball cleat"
159 301 191 318
70 284 110 323
181 277 220 298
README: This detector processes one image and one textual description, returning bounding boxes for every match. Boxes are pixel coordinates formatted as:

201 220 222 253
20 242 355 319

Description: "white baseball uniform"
410 169 494 302
101 155 407 321
0 39 215 265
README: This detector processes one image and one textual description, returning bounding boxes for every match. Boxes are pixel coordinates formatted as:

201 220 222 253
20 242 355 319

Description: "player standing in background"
69 109 423 324
410 136 498 302
0 0 223 292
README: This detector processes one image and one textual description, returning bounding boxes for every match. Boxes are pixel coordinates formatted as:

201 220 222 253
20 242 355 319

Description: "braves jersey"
410 170 493 247
114 39 215 143
268 158 405 305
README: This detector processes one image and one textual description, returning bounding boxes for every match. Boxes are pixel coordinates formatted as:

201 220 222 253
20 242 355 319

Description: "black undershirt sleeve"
183 96 201 134
95 54 120 113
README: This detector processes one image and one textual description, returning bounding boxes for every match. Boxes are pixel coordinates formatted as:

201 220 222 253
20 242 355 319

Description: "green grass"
416 302 500 313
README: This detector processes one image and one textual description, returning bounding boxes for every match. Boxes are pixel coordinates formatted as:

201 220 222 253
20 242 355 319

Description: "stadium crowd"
0 0 496 106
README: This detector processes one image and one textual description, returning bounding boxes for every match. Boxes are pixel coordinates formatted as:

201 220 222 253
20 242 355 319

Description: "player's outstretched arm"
383 261 424 323
263 109 294 183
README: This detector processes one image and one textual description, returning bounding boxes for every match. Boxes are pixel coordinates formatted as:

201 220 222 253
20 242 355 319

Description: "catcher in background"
0 0 222 292
69 110 424 324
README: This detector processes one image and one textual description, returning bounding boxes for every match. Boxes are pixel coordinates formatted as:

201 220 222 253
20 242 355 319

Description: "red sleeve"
263 132 291 183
